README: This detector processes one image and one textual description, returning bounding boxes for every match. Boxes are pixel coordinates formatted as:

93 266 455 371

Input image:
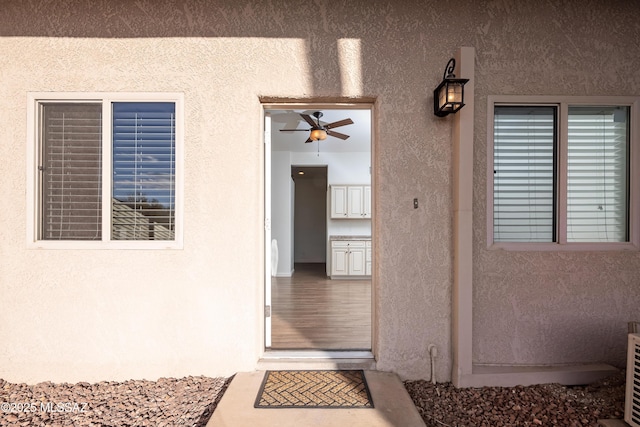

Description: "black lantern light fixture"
433 58 469 117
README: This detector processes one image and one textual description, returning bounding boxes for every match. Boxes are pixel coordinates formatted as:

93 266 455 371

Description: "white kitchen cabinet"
365 241 372 276
330 185 348 218
363 186 372 218
330 240 370 277
347 186 364 217
331 242 350 276
331 185 371 219
348 244 366 275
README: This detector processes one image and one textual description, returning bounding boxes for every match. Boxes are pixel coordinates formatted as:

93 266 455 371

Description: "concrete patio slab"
207 370 426 427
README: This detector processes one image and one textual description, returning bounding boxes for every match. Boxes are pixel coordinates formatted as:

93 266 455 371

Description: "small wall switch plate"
413 198 418 209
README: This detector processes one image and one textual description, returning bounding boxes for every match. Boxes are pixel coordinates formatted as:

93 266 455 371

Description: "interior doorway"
292 166 327 265
264 104 373 352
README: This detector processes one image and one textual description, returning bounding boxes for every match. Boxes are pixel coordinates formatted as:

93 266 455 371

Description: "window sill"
27 240 183 250
488 241 639 252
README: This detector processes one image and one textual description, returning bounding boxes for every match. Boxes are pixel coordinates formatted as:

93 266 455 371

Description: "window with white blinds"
33 95 181 246
490 98 634 248
493 106 556 242
41 104 103 240
567 107 629 242
112 103 175 241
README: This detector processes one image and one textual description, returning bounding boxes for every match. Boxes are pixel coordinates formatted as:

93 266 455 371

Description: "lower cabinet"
331 240 370 277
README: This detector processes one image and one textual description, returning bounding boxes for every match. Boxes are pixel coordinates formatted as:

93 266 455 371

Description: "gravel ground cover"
404 371 626 427
0 371 626 426
0 376 230 427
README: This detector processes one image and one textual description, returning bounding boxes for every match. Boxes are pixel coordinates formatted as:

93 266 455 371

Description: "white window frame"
487 95 640 251
27 92 184 249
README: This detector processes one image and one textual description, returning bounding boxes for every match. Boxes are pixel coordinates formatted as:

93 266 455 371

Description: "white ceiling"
269 108 371 153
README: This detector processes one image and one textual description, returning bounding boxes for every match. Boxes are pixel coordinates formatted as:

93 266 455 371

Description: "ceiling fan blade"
300 114 319 129
280 128 310 132
304 137 314 143
326 130 350 140
325 118 354 129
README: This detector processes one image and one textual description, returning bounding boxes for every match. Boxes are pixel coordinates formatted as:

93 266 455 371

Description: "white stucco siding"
0 0 639 384
1 37 293 382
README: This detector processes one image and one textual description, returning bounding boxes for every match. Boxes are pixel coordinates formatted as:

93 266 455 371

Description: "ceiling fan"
280 111 354 143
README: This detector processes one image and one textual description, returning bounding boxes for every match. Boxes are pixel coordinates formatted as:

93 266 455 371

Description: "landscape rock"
0 371 625 426
404 370 625 427
0 376 229 427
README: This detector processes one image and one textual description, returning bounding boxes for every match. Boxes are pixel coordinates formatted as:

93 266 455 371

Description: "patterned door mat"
254 370 374 408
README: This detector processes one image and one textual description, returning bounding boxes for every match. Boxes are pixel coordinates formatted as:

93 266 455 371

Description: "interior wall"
291 151 372 238
273 150 372 274
272 151 294 276
293 170 327 263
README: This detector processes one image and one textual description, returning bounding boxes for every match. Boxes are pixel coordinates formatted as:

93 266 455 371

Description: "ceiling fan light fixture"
310 129 327 141
280 111 353 143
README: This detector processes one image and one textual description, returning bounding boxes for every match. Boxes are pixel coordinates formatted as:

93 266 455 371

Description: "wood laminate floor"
270 263 372 350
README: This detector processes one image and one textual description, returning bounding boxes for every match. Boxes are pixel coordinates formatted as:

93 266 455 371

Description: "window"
488 96 639 250
28 93 183 248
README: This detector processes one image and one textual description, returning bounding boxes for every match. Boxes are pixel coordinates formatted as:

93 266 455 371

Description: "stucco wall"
471 1 640 368
0 0 639 384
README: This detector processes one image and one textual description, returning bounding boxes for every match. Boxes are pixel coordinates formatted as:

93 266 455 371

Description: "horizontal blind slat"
567 106 629 242
41 103 102 241
111 102 176 241
493 106 556 242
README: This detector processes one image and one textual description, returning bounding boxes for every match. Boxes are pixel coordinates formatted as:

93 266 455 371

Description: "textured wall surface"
471 1 640 368
0 0 639 383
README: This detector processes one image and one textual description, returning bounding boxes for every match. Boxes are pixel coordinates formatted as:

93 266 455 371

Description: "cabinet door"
331 246 349 276
363 186 372 218
331 186 348 218
365 241 372 275
348 247 366 275
347 186 364 218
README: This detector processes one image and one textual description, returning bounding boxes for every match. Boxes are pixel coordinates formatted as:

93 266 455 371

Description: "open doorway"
292 166 327 266
265 105 373 352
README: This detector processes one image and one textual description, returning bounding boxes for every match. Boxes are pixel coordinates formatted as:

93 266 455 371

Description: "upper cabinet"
331 185 348 218
331 185 371 219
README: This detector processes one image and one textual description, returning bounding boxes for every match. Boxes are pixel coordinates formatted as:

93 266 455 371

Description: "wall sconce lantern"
433 58 469 117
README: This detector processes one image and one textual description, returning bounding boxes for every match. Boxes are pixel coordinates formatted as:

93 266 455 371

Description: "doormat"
254 370 374 408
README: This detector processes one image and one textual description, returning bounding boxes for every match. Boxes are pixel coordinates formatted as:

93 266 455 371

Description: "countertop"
330 235 371 241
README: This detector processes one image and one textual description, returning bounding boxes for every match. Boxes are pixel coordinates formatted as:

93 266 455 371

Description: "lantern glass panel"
447 84 463 105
